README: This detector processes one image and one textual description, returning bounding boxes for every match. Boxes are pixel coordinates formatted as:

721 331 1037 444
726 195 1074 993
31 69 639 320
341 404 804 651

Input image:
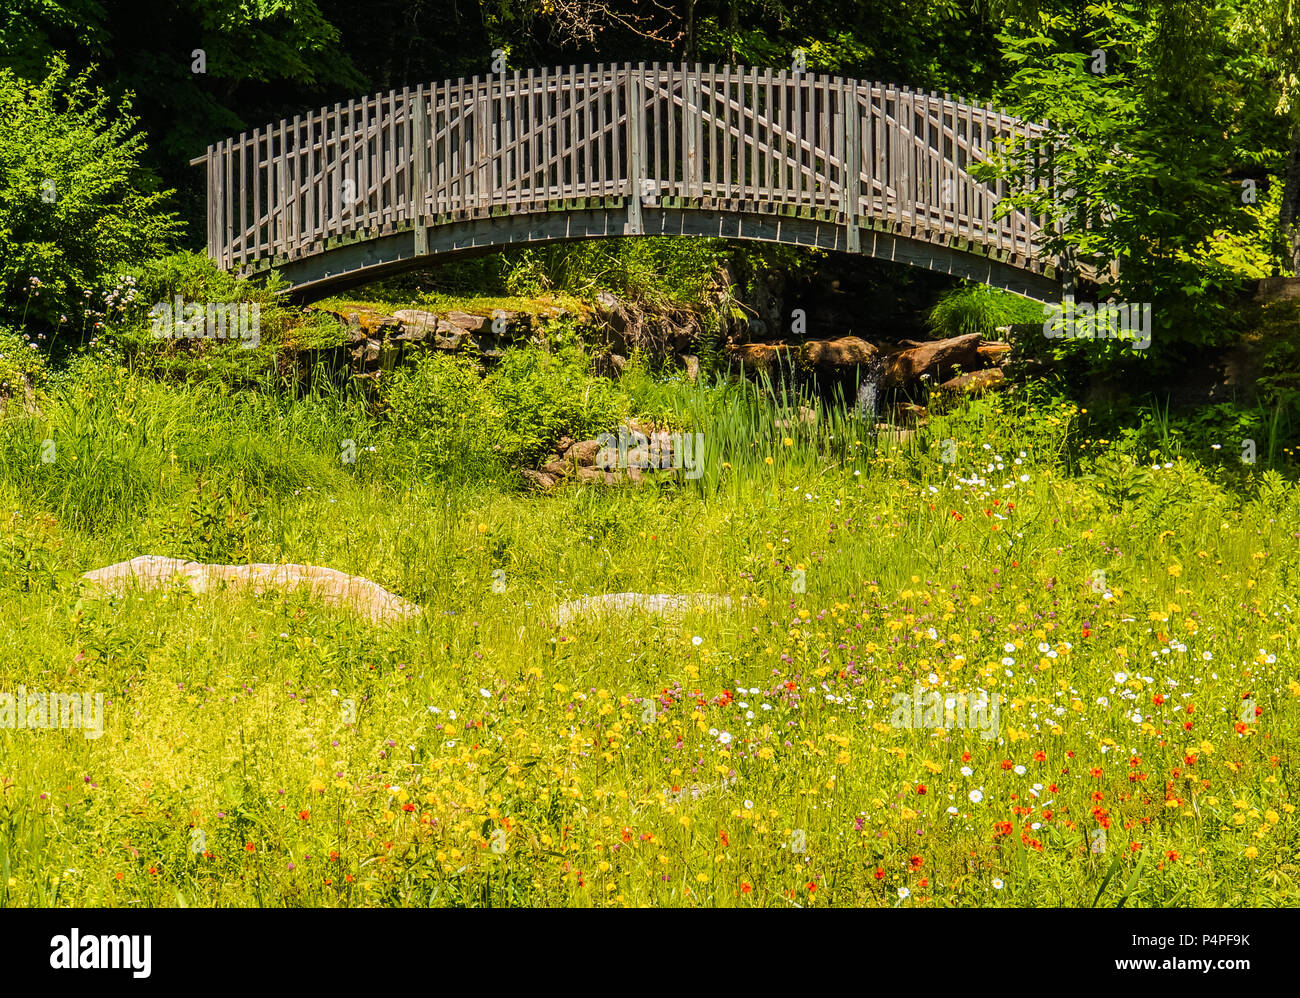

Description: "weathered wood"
195 63 1060 292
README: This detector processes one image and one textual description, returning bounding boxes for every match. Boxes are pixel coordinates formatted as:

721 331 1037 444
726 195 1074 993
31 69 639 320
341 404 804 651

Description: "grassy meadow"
0 349 1297 909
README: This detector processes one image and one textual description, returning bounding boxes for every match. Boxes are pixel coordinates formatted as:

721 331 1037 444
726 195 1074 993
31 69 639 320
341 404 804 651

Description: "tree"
977 0 1295 361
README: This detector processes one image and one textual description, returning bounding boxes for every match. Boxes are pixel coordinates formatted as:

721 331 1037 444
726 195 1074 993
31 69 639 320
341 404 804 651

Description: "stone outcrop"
802 335 879 370
881 332 983 387
522 422 701 490
81 556 420 624
939 368 1005 394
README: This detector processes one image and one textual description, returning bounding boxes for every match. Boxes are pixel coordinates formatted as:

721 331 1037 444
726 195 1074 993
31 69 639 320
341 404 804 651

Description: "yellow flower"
1167 564 1182 577
765 456 774 465
1244 846 1258 859
783 437 793 446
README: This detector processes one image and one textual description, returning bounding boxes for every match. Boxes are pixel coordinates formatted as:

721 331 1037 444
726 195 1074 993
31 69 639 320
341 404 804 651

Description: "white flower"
479 688 491 697
968 789 983 804
692 636 703 646
718 731 732 745
744 800 753 809
960 766 973 777
1013 765 1026 775
1202 652 1213 661
898 887 911 899
992 878 1004 890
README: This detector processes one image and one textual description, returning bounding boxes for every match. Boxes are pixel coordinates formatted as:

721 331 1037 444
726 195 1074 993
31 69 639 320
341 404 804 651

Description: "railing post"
842 81 860 253
476 76 490 207
412 89 428 255
685 64 700 197
625 64 644 235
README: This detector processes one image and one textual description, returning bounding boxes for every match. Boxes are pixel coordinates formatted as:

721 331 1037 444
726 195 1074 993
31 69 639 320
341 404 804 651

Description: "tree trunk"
1281 125 1300 273
684 0 696 62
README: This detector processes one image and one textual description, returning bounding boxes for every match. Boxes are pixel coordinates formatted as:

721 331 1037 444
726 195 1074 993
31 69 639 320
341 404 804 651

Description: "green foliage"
978 1 1294 359
376 352 501 479
0 58 182 329
377 345 631 475
502 238 729 307
927 284 1045 339
484 346 629 465
160 476 259 564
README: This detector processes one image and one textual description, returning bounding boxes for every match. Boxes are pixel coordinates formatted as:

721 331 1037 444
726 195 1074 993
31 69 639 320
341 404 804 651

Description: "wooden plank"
722 64 733 196
626 64 644 233
540 69 552 200
843 79 860 252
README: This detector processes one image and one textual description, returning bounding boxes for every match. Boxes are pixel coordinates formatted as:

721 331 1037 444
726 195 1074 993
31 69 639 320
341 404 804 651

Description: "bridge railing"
194 63 1054 275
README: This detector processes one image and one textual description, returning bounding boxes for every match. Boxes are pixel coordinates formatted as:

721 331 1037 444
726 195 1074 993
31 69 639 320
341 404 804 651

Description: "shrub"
0 57 182 331
484 345 629 465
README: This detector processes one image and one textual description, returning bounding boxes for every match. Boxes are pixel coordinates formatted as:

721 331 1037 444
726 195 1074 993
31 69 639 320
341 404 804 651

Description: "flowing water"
853 356 886 423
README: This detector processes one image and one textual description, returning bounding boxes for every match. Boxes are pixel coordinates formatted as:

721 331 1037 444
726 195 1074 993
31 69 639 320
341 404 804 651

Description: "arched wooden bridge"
193 63 1065 301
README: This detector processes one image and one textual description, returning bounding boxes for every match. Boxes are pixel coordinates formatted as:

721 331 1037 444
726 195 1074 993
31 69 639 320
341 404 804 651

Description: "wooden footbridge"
193 63 1066 301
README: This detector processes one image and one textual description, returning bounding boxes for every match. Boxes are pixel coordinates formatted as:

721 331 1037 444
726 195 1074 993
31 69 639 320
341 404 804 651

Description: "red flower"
298 810 310 820
1166 850 1180 862
402 803 416 812
1153 694 1165 706
244 842 255 852
1033 751 1046 762
1089 768 1102 778
874 868 884 880
719 830 730 847
909 855 924 871
329 851 340 862
740 882 752 894
961 752 971 763
916 784 927 795
807 882 817 893
1082 628 1091 638
1000 759 1013 770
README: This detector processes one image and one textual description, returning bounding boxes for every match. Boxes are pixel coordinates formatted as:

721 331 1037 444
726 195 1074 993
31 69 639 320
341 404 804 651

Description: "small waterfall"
853 356 885 423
